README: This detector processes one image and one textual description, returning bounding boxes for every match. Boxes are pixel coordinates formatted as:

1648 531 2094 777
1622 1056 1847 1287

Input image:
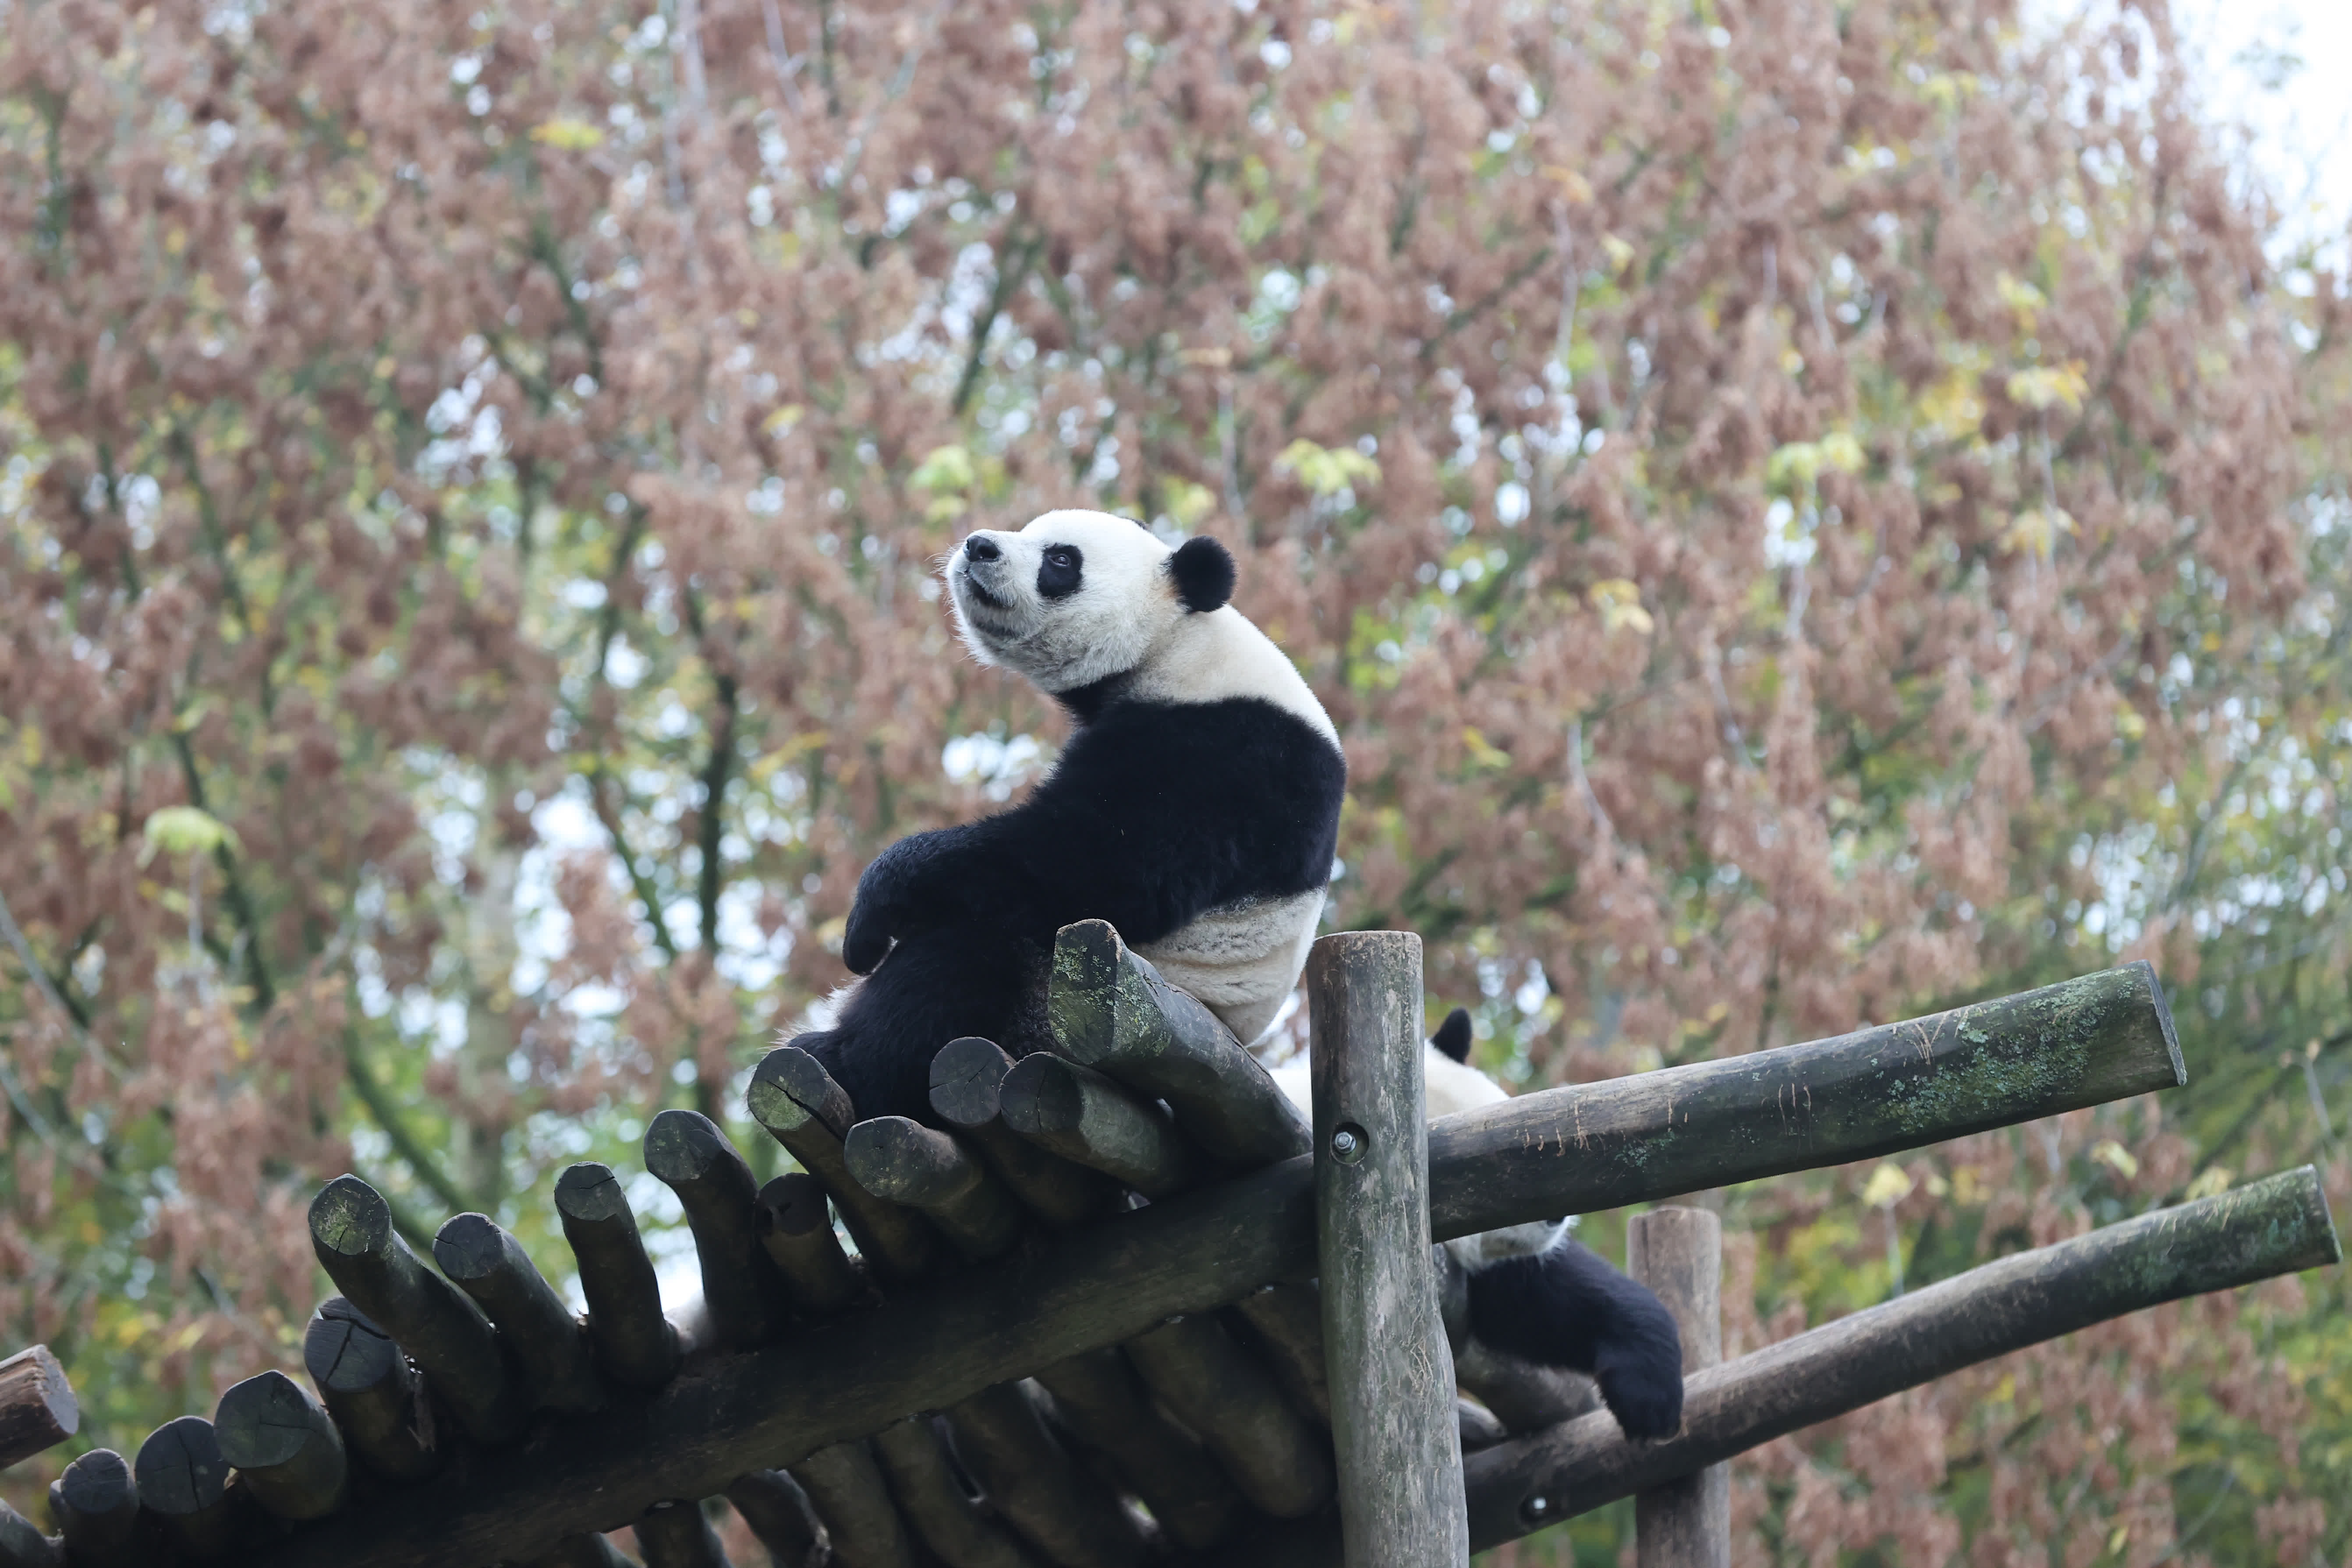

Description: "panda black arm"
841 697 1342 970
1466 1239 1685 1439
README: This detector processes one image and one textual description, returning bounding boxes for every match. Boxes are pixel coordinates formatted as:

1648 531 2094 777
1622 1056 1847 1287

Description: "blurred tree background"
1 0 2347 1561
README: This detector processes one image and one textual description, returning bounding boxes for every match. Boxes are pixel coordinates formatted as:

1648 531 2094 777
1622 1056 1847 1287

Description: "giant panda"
1270 1009 1685 1440
795 509 1346 1126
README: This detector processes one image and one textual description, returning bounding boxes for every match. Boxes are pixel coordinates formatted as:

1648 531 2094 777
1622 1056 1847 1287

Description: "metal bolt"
1522 1495 1551 1522
1330 1123 1367 1164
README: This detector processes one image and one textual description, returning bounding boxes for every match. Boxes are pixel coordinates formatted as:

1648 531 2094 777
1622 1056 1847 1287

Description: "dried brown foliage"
2 0 2346 1557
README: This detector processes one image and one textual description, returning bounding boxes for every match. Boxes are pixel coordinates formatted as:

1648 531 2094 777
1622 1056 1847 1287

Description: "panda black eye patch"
1037 544 1084 599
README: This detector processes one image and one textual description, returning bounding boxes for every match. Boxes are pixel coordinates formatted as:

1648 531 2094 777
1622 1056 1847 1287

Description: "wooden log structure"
1028 1348 1243 1551
0 1347 76 1471
49 1448 148 1568
1123 1314 1333 1520
555 1163 682 1391
1197 1165 2344 1566
0 1500 61 1568
308 1175 529 1445
998 1051 1197 1198
214 1370 350 1521
845 1116 1027 1262
929 1036 1119 1228
870 1415 1044 1568
1307 930 1467 1567
643 1110 795 1352
143 937 2342 1568
720 1470 827 1568
786 1441 922 1568
530 1531 638 1568
435 1211 606 1414
1046 918 1312 1167
754 1173 866 1317
301 1298 438 1481
133 1414 252 1558
942 1381 1147 1568
748 1045 945 1284
1628 1207 1727 1568
633 1498 730 1568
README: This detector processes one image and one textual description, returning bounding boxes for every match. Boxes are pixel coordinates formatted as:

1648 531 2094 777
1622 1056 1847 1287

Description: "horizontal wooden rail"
252 963 2186 1568
1187 1164 2341 1565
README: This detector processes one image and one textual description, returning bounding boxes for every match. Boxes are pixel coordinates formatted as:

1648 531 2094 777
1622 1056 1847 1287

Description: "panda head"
946 510 1236 694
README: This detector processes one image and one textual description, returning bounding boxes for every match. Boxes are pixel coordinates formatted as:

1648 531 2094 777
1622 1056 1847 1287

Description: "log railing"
0 930 2334 1568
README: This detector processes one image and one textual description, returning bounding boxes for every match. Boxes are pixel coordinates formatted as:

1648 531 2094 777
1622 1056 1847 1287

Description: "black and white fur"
1272 1010 1685 1440
797 510 1347 1126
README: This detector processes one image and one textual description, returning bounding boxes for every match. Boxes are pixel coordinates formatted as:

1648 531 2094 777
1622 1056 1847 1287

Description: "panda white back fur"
793 510 1346 1127
1272 1009 1685 1439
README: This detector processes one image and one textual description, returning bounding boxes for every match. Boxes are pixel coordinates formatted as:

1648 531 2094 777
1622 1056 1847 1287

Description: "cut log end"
929 1037 1015 1128
0 1346 78 1468
308 1175 393 1260
134 1416 229 1518
555 1163 632 1225
432 1213 509 1284
644 1110 734 1186
748 1044 855 1138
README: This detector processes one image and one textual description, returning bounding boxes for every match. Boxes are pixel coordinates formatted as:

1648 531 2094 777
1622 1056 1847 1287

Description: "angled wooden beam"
251 961 2189 1568
1189 1165 2341 1566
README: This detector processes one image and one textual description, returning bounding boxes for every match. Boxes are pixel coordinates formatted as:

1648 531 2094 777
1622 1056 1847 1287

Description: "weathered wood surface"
1183 1167 2344 1568
929 1036 1119 1228
301 1298 438 1481
722 1469 827 1568
0 1500 60 1568
845 1116 1026 1262
244 960 2193 1568
645 1111 795 1352
634 1499 730 1568
0 1346 75 1470
755 1174 866 1317
308 1175 528 1445
134 1414 252 1557
436 1211 605 1414
50 1448 145 1568
1463 1167 2338 1550
789 1441 922 1568
1431 960 2184 1240
1451 1341 1597 1434
556 1163 681 1392
871 1415 1045 1568
1047 919 1311 1167
945 1381 1148 1568
1628 1208 1727 1568
1307 930 1467 1568
749 1046 945 1284
528 1532 638 1568
215 1370 350 1521
999 1052 1197 1198
1125 1315 1333 1521
1230 1282 1332 1424
1030 1348 1243 1552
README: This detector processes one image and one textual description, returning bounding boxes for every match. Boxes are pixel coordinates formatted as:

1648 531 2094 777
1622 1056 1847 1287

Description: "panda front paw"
1591 1322 1685 1441
842 898 895 975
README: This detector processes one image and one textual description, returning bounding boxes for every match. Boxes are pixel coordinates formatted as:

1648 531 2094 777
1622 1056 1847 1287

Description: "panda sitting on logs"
796 508 1683 1439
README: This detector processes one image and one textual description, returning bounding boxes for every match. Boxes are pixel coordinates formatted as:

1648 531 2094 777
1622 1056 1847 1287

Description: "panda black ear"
1169 536 1235 613
1432 1008 1473 1063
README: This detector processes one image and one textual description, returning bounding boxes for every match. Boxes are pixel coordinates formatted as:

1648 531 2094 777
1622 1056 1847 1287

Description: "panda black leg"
1465 1239 1685 1439
803 926 1032 1124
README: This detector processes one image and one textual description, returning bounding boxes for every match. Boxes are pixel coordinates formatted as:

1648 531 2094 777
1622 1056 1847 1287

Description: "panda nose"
963 534 1001 562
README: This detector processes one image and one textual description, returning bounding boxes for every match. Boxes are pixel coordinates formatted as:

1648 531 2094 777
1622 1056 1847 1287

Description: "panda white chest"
1137 889 1326 1047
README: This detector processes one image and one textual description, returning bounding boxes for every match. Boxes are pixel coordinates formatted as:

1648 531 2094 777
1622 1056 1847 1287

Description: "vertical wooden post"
1307 931 1469 1568
1628 1206 1726 1568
